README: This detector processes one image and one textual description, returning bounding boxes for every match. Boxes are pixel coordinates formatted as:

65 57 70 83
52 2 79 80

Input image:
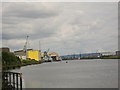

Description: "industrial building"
40 52 60 61
101 52 116 56
49 52 59 61
0 47 10 52
14 49 42 61
14 49 32 60
27 50 41 61
14 48 59 62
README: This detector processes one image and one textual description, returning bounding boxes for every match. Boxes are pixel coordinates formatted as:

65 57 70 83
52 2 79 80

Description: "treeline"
2 51 21 69
2 51 42 70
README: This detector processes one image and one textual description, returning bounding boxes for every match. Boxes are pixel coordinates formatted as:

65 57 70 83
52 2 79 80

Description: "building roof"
0 47 10 52
14 49 33 52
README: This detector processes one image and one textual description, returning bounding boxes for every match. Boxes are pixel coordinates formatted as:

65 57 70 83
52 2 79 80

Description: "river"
11 59 118 88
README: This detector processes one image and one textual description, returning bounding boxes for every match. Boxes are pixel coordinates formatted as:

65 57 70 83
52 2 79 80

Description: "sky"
2 2 118 55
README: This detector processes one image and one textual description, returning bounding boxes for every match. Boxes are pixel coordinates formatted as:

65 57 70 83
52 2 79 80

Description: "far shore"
2 56 120 71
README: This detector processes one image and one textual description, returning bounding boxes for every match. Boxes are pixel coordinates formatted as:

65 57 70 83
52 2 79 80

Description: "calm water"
11 59 118 88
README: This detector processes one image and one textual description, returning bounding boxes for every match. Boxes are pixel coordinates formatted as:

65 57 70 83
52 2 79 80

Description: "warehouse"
49 52 59 61
14 49 33 60
14 50 26 60
27 50 41 61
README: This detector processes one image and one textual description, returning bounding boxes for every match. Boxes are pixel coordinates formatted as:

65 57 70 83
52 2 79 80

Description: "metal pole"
9 73 11 88
16 74 18 90
20 73 22 90
13 73 15 89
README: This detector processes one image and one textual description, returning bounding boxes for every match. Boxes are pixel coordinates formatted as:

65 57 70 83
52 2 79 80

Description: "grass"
100 56 120 59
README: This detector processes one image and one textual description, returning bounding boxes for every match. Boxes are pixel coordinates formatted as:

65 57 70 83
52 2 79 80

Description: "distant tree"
2 51 21 66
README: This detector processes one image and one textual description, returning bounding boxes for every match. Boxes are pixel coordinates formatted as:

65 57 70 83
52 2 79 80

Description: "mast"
23 35 29 52
79 51 81 59
39 40 41 51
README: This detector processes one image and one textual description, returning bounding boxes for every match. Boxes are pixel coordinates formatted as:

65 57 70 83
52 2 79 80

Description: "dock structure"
2 71 22 90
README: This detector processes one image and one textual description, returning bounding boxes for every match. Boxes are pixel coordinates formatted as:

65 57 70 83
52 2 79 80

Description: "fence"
2 71 22 90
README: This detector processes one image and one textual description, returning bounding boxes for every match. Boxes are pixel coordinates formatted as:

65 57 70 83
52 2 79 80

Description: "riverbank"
3 57 120 70
2 56 120 70
2 59 43 70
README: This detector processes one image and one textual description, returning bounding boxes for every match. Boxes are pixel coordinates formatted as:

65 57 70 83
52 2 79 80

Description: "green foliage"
2 52 42 70
21 59 40 66
100 55 120 59
2 51 21 66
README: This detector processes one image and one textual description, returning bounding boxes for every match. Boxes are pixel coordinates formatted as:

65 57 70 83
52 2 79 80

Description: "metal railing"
2 71 22 90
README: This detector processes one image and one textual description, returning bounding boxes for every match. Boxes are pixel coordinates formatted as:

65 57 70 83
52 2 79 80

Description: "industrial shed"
27 50 41 61
49 52 59 61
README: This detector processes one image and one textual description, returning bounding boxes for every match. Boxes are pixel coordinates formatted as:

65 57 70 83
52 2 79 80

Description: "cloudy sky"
2 2 118 55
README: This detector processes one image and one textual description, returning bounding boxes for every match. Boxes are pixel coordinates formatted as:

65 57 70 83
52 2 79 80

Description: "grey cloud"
4 9 59 19
2 28 56 40
2 3 66 27
2 2 118 55
3 2 60 24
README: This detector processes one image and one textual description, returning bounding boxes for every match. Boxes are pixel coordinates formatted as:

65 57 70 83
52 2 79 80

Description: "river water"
11 59 118 88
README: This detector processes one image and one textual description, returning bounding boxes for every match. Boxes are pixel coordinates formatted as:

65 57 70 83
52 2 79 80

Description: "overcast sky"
2 2 118 55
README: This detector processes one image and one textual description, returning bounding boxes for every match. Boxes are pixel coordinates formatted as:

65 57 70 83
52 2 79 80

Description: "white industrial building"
101 52 116 56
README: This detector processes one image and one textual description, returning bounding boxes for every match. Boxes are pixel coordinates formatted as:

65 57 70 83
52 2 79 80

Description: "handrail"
2 71 22 90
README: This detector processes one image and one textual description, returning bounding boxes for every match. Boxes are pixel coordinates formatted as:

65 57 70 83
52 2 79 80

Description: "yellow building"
27 50 41 61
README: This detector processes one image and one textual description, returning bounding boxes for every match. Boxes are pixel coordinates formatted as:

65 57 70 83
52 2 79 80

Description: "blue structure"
61 53 102 60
